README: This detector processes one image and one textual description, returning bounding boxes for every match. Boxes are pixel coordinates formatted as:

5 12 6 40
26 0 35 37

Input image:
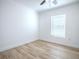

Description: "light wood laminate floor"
0 40 79 59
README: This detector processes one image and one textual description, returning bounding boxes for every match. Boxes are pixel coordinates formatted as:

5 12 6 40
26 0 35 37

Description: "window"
51 14 66 38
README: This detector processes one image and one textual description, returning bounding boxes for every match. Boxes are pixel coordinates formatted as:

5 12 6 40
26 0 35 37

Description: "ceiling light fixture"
40 0 58 5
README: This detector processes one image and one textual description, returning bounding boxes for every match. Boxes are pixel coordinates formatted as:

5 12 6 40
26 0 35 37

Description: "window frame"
51 14 66 38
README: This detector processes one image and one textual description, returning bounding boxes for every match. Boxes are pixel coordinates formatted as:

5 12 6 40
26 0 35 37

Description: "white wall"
39 3 79 48
0 0 38 52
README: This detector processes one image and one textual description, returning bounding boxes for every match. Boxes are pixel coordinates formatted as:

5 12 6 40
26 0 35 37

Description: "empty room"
0 0 79 59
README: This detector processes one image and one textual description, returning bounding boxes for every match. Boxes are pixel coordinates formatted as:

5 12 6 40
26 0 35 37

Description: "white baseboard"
0 39 38 52
40 39 79 49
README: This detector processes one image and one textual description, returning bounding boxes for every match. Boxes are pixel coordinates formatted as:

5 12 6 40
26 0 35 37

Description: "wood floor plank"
0 40 79 59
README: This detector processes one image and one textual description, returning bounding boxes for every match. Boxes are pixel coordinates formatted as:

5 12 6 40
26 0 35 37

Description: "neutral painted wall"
0 0 38 52
39 3 79 48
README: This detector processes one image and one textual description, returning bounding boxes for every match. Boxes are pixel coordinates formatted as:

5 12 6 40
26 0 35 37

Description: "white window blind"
51 14 66 38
